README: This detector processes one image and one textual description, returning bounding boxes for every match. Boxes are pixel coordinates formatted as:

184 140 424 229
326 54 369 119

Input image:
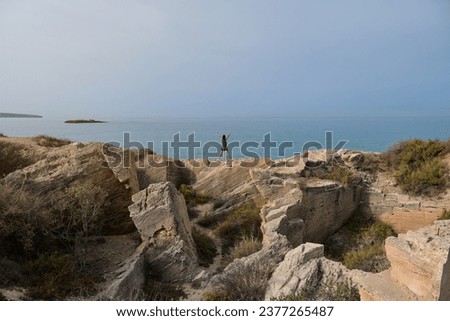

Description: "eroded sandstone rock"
128 182 198 282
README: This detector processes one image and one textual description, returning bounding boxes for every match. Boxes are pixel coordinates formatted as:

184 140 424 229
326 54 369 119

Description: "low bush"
204 259 272 301
222 236 262 268
343 246 385 270
325 166 354 186
179 184 211 207
25 252 101 300
0 141 32 176
197 214 222 228
32 135 72 147
192 228 217 267
438 208 450 220
214 203 262 253
383 139 448 195
0 181 51 257
324 210 396 273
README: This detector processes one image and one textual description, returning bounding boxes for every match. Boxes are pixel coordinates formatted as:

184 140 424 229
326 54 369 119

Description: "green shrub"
325 210 396 273
343 245 385 270
0 133 6 137
192 228 217 267
325 166 354 186
214 203 262 253
439 208 450 220
32 135 72 147
179 184 211 207
384 139 448 195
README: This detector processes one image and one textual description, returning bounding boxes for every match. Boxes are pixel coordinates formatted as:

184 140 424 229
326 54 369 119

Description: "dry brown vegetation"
32 135 72 147
0 180 109 299
204 259 272 301
0 141 33 177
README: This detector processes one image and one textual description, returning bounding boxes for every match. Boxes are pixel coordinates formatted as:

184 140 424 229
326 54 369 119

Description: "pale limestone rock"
298 180 362 243
128 182 198 282
265 243 324 299
386 220 450 300
103 146 140 194
265 243 356 300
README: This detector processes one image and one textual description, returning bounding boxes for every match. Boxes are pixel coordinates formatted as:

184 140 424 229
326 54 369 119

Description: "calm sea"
1 116 449 159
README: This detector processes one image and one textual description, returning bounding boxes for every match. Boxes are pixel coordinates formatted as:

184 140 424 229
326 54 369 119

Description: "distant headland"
64 119 106 124
0 112 43 118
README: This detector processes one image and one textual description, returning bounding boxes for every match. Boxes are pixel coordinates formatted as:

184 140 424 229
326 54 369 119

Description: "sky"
0 0 449 119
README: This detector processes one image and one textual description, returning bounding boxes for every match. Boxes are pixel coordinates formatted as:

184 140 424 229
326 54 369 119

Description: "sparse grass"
214 203 262 253
204 259 272 301
384 139 449 195
192 228 217 267
179 184 211 207
324 210 396 273
438 208 450 220
32 135 72 147
222 236 262 268
0 141 32 176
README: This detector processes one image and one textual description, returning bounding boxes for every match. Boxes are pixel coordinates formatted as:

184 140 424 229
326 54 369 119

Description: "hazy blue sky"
1 0 449 119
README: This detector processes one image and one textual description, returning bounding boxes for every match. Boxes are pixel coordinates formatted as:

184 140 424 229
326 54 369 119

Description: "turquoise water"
1 116 449 159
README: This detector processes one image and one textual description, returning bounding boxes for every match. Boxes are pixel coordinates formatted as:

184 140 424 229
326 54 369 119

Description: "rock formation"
128 182 199 283
5 141 136 234
357 220 450 300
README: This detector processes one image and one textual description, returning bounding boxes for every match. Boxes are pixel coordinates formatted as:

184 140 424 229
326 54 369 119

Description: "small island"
0 112 42 118
64 119 106 124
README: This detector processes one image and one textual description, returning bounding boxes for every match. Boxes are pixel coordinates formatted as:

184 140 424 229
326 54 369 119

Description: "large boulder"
128 182 198 282
385 220 450 300
265 243 358 300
